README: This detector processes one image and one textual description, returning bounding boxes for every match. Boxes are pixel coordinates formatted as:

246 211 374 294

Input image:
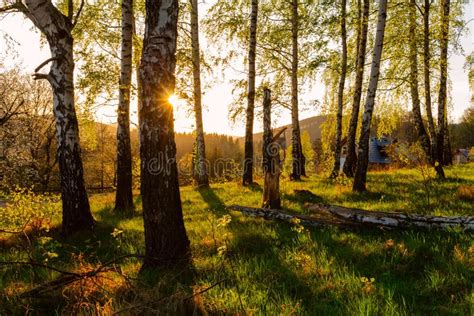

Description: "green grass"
1 164 473 314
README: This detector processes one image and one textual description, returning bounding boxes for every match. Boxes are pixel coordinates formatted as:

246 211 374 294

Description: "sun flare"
168 94 183 108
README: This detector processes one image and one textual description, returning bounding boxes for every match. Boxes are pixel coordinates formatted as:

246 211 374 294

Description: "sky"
0 1 473 137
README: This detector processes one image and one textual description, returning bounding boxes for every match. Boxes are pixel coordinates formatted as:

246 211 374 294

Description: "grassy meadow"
1 164 473 314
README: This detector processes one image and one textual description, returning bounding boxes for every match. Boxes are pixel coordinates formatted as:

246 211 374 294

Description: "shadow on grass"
361 174 474 215
282 189 326 208
193 184 320 312
302 227 472 314
434 175 474 185
198 187 226 215
0 201 204 314
195 182 471 313
343 190 399 202
247 183 263 192
229 227 319 313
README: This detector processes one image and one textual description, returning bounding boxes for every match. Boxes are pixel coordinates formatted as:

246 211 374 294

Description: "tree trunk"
436 0 450 178
444 118 453 165
330 0 348 179
243 0 258 186
342 0 370 178
139 0 190 269
408 0 431 158
353 0 388 192
20 0 94 235
228 204 474 232
261 89 281 209
422 0 436 155
133 13 142 140
115 0 135 212
190 0 209 188
290 0 305 180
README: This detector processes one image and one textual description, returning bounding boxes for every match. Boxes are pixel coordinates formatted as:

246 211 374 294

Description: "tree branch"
0 261 81 277
32 73 51 81
34 57 57 73
0 3 18 13
272 127 287 142
72 0 85 29
67 0 73 20
0 1 27 13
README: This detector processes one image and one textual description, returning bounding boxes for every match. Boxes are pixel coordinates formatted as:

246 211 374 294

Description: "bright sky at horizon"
0 1 473 137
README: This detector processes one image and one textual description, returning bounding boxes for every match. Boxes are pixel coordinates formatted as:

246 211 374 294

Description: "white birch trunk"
436 0 450 175
115 0 135 212
19 0 94 234
353 0 388 192
331 0 348 178
290 0 305 180
190 0 209 187
243 0 258 186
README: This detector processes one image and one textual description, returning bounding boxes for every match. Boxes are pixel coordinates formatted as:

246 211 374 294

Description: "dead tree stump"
261 88 286 209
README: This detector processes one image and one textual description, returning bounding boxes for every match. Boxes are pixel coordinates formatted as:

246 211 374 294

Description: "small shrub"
0 187 60 234
387 142 437 212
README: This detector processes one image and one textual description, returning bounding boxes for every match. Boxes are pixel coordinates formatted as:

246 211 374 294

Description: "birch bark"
190 0 209 187
9 0 95 234
115 0 135 212
408 0 431 159
139 0 190 269
423 0 436 152
243 0 258 186
436 0 450 178
342 0 370 177
330 0 348 179
290 0 305 180
353 0 388 192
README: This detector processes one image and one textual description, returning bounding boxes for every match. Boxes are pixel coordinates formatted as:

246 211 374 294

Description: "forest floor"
1 164 473 314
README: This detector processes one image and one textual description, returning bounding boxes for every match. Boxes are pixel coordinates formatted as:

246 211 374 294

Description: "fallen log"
228 204 474 232
308 204 474 231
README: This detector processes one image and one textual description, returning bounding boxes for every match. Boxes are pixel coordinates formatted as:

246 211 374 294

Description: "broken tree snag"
228 204 474 232
262 88 283 209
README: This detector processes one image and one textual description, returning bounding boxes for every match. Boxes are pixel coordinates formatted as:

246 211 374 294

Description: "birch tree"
435 0 450 179
353 0 388 192
0 0 94 234
342 0 369 178
422 0 437 162
139 0 191 269
204 0 324 181
115 0 135 212
289 0 305 180
190 0 209 187
468 53 474 103
408 0 431 159
243 0 258 186
330 0 347 179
